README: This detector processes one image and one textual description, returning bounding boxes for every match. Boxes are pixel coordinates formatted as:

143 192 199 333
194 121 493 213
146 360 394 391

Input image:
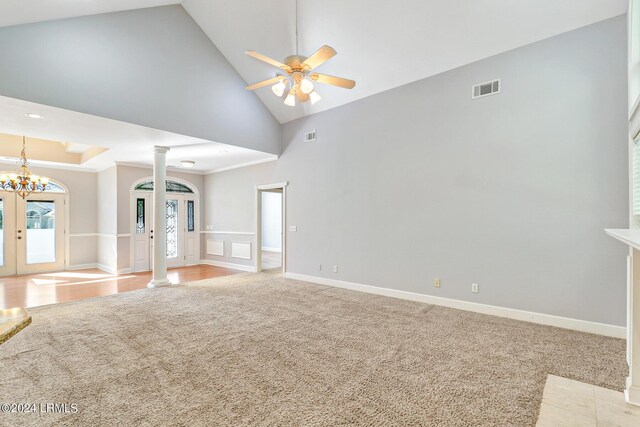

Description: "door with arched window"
130 178 199 272
0 179 67 276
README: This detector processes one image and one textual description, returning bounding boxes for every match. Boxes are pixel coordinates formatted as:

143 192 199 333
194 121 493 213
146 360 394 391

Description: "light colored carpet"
0 272 626 426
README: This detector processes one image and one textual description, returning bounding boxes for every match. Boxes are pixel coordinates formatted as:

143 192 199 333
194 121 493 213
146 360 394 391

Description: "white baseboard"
96 263 117 275
67 263 99 271
200 259 257 272
261 247 282 253
283 272 625 339
117 268 132 275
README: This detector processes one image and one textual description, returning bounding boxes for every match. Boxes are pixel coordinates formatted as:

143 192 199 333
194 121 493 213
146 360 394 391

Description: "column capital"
153 145 170 154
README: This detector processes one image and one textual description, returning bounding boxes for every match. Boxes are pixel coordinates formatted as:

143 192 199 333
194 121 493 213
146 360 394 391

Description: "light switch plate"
289 226 297 232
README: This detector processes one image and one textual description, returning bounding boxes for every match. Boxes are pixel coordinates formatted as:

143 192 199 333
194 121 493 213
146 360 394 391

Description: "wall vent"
305 129 317 142
472 79 501 99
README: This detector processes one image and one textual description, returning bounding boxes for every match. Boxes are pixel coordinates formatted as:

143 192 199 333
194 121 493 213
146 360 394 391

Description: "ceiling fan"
244 0 355 107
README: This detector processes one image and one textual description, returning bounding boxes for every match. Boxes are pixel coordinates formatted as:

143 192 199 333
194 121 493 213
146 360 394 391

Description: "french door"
0 192 66 276
132 193 198 272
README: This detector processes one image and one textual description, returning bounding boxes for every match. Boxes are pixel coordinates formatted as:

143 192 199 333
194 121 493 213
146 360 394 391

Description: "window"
136 198 145 234
26 210 42 229
134 180 194 193
631 0 640 108
187 200 195 232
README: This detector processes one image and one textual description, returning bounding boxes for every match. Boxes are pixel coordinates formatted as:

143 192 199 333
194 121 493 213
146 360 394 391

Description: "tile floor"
537 375 640 426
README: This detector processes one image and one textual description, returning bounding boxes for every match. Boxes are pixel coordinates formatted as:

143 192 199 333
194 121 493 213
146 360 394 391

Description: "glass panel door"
166 199 178 259
25 200 56 264
164 196 184 269
16 193 65 275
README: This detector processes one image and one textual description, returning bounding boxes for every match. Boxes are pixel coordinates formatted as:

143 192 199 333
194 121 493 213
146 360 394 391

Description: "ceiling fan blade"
302 45 337 70
245 76 286 91
245 50 289 70
310 73 356 89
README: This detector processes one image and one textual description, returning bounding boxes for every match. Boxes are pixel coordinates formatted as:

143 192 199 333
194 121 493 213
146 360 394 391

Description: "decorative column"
148 145 171 288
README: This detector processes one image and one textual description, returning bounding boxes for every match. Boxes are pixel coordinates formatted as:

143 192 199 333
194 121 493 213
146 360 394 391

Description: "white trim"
256 182 288 274
256 182 289 191
117 268 132 275
115 161 209 175
261 247 282 253
69 233 131 238
206 157 278 174
283 272 626 339
200 231 255 235
199 259 257 272
97 263 116 275
67 263 99 271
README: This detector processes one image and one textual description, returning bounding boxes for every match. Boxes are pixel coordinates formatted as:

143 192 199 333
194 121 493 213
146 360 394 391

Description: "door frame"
129 176 200 273
0 174 69 276
17 192 67 274
255 182 288 273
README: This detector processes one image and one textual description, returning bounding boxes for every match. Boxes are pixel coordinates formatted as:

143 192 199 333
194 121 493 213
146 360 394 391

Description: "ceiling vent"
472 79 501 99
305 129 317 142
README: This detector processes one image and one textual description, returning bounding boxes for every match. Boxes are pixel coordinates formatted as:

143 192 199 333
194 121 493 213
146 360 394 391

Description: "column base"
625 384 640 406
147 279 172 288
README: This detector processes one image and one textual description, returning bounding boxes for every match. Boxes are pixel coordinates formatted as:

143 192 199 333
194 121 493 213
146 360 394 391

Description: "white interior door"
132 193 151 272
132 188 200 272
16 193 66 275
0 193 17 276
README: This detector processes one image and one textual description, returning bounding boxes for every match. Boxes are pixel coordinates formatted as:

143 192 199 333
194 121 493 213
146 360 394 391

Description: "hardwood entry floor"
0 264 240 310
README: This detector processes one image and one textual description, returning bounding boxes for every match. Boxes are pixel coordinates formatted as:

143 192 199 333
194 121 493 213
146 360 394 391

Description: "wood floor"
0 264 240 310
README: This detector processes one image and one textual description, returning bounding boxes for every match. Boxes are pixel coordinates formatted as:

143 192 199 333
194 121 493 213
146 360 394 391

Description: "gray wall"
204 16 629 326
0 5 281 155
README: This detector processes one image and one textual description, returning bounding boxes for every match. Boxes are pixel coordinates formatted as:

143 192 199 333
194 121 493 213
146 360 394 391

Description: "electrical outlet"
471 283 479 293
333 265 338 273
318 264 322 271
434 278 441 288
289 225 297 232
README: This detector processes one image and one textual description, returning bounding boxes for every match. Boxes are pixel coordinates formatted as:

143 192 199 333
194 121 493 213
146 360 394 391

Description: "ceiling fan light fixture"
300 78 314 94
309 90 322 105
181 160 196 168
272 79 286 97
284 89 296 107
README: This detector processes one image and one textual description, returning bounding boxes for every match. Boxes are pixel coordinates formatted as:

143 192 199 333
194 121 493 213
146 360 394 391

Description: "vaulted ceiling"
0 0 629 123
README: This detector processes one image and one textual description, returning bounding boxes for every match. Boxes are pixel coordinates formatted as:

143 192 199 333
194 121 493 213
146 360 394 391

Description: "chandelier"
0 136 50 199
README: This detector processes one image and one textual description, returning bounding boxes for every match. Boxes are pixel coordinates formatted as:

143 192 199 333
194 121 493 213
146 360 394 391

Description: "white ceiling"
183 0 628 123
0 0 629 169
0 1 628 124
0 96 277 174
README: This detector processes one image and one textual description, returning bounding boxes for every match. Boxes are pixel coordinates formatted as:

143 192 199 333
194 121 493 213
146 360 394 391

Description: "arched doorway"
0 178 68 276
130 177 200 272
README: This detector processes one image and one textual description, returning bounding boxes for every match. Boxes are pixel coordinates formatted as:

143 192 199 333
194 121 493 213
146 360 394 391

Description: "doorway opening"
130 177 200 273
0 178 68 276
256 182 287 274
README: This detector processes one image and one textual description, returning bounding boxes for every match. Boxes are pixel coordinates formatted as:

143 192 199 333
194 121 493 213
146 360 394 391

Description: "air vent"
472 79 501 99
305 129 317 142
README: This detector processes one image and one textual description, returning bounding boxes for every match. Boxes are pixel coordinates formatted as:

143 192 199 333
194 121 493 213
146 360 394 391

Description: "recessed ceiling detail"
0 133 108 166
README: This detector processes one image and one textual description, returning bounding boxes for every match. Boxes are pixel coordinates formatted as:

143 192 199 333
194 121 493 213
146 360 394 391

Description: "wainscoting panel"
206 240 224 256
231 242 251 260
